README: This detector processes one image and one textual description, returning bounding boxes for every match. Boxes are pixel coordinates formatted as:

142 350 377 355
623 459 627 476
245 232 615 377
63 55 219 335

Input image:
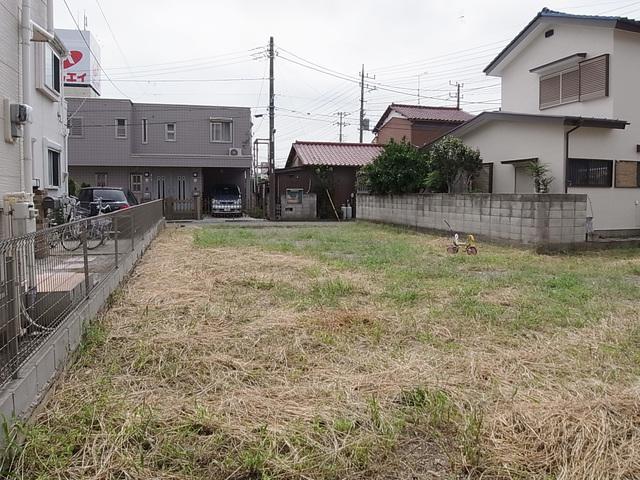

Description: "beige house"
447 8 640 237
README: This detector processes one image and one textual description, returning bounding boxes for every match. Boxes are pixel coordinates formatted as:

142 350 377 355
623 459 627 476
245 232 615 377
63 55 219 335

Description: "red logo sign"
63 50 83 69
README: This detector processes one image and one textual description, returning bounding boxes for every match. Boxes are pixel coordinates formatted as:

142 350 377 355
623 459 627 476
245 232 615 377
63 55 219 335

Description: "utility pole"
359 65 376 143
450 81 463 110
268 36 276 220
335 112 350 142
359 65 365 143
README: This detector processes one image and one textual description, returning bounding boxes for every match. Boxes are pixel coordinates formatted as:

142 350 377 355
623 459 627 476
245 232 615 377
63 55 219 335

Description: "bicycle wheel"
86 223 105 250
61 224 82 251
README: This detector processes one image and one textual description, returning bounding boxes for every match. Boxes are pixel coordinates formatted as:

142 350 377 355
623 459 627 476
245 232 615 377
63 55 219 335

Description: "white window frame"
36 43 62 101
141 118 148 144
165 123 176 142
130 173 143 193
47 149 61 188
115 118 127 138
209 119 233 143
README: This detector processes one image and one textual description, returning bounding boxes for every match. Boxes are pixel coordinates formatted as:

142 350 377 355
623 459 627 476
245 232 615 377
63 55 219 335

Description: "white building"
0 0 68 238
449 8 640 237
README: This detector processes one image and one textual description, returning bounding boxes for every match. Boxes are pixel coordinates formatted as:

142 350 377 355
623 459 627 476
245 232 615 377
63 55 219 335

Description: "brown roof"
373 104 474 132
284 141 384 168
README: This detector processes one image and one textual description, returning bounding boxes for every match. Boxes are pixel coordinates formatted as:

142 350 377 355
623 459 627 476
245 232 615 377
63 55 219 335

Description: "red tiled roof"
373 104 474 132
285 141 384 168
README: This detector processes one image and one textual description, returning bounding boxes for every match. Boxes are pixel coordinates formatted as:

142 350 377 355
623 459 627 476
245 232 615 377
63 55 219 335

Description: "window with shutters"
68 116 83 137
538 54 609 109
567 159 612 187
614 161 640 188
539 67 580 109
579 54 609 101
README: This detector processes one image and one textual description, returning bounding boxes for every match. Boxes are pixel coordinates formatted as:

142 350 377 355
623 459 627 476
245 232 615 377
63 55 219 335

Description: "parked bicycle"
86 197 113 250
46 196 86 252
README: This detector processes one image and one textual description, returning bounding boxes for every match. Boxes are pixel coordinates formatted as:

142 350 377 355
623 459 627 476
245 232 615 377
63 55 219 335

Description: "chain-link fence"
0 200 163 387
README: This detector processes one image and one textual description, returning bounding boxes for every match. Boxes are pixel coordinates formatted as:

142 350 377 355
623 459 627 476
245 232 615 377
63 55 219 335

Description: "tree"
360 139 430 195
526 161 554 193
426 136 482 193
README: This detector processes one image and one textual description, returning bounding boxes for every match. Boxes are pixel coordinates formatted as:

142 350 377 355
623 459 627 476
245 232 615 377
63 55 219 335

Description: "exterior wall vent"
545 29 554 38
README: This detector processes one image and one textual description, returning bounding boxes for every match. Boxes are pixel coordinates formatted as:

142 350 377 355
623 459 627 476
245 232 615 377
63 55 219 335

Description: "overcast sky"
54 0 640 166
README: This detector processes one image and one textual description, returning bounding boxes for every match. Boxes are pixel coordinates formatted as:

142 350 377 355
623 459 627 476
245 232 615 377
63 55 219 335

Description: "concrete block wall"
0 220 164 439
280 193 317 220
357 193 587 246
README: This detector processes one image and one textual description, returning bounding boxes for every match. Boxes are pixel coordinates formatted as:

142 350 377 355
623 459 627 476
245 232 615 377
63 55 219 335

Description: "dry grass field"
3 223 640 479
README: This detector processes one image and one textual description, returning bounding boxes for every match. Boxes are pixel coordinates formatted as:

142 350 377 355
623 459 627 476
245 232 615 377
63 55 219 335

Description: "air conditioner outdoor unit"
228 147 241 156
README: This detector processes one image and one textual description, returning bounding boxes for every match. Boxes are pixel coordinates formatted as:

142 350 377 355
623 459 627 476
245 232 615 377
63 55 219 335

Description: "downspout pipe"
46 0 54 34
564 123 581 193
21 0 32 195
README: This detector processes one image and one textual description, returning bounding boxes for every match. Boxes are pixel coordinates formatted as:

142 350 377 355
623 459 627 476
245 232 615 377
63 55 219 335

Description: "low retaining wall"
357 193 588 246
0 219 164 438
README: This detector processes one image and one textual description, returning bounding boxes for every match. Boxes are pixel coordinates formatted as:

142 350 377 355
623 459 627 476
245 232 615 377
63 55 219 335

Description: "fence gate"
164 196 200 220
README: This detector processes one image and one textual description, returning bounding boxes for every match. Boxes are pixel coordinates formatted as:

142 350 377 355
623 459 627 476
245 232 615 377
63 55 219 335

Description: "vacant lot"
4 223 640 479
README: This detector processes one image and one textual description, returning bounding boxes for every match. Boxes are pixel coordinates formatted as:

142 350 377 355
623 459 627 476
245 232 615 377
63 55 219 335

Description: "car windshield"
91 189 128 202
213 185 240 196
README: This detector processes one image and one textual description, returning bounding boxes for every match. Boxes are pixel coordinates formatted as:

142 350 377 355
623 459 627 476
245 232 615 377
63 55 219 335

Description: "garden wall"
357 193 588 246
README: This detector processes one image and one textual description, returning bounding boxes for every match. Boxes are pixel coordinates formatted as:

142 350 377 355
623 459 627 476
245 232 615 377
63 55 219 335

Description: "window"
48 149 60 187
142 119 148 144
579 54 609 101
165 123 176 142
210 120 233 142
614 161 640 188
130 173 142 193
177 176 187 200
115 118 127 138
540 67 579 109
44 44 61 95
567 159 613 187
539 54 609 109
68 116 83 137
96 172 108 187
286 188 303 204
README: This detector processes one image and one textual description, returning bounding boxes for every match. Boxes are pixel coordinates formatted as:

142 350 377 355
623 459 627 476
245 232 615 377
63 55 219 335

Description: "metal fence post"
82 222 90 296
130 215 135 252
113 216 119 269
6 256 19 379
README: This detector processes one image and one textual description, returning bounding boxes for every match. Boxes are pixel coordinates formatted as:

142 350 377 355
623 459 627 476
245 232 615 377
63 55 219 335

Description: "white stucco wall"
499 22 615 117
461 120 566 194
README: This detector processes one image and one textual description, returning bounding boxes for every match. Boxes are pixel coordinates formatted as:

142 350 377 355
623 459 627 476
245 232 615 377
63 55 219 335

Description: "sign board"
56 29 102 95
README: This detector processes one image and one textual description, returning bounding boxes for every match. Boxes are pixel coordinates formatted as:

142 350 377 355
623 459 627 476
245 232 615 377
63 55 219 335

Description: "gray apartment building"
67 98 252 204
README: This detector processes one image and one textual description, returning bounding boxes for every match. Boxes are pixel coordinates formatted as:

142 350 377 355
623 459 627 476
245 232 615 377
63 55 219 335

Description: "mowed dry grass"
4 223 640 480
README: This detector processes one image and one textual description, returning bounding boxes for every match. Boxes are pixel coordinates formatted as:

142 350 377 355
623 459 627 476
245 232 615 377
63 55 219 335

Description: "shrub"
360 140 429 195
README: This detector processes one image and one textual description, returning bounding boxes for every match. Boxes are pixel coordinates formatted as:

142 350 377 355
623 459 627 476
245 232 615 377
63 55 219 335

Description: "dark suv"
210 184 242 217
77 187 138 216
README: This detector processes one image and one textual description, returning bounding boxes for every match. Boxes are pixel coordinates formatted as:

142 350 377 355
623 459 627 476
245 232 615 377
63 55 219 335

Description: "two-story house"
67 98 252 206
447 8 640 237
373 104 473 147
1 0 68 237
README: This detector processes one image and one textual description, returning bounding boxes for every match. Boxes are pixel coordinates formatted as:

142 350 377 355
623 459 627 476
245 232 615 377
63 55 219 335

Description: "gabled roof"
284 141 384 168
485 7 640 75
421 111 628 147
373 104 474 133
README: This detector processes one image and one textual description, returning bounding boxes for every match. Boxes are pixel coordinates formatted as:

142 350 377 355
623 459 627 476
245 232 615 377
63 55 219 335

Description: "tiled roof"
373 104 474 132
485 8 640 74
286 141 384 168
